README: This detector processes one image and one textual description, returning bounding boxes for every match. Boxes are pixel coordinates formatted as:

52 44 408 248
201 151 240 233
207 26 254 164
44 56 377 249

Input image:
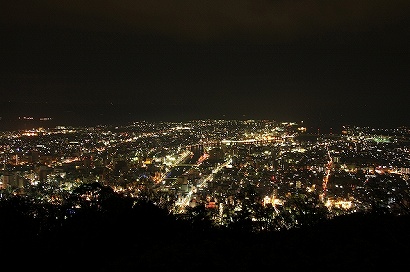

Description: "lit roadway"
173 158 232 213
156 150 193 184
320 145 333 203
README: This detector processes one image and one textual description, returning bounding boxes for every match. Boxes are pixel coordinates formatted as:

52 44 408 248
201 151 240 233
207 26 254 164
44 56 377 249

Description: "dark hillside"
1 195 409 272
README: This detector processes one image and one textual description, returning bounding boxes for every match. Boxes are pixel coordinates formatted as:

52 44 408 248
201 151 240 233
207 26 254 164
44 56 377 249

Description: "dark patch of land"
1 195 409 272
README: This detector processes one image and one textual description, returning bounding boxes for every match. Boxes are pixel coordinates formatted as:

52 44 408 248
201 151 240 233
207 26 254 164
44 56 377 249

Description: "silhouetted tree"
283 192 329 228
184 205 215 232
230 204 254 233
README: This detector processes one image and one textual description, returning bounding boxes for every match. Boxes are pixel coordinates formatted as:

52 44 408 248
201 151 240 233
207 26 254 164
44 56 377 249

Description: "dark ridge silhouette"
1 185 409 271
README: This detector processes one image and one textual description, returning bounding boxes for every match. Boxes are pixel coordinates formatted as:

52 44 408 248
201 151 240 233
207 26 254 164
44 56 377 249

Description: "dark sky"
1 1 409 129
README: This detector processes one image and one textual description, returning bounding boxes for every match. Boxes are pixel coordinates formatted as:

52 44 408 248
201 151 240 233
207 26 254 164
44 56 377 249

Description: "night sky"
1 1 409 130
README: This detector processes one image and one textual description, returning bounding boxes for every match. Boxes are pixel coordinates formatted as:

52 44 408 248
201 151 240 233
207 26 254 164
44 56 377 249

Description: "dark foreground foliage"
1 186 409 272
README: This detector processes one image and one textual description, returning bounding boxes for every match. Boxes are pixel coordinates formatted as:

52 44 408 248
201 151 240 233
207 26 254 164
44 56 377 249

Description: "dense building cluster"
1 120 410 231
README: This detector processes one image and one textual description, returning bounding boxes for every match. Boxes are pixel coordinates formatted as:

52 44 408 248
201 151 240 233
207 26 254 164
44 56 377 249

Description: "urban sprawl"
1 119 410 231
